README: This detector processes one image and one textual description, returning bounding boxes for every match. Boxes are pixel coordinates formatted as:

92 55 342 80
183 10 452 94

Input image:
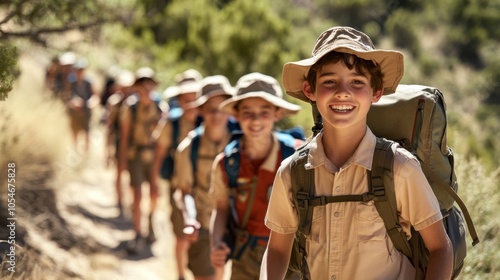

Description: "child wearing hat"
171 75 235 280
67 57 98 153
118 67 165 254
209 72 303 280
105 69 137 217
151 69 203 279
260 26 453 279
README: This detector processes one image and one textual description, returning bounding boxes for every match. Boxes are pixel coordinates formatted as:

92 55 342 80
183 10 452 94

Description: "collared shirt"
265 128 443 280
173 127 232 229
211 133 285 237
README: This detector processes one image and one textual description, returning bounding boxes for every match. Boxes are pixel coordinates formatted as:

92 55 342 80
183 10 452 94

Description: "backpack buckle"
296 191 309 208
362 193 375 202
372 185 385 197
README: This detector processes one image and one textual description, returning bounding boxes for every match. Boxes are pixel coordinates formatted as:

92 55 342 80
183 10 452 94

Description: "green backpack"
288 85 479 280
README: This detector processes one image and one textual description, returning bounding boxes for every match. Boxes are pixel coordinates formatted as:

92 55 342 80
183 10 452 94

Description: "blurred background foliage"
1 0 500 278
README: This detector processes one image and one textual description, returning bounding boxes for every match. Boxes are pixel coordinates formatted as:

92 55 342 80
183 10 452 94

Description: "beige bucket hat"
164 69 203 99
188 75 234 108
134 66 158 85
220 72 300 116
282 26 405 102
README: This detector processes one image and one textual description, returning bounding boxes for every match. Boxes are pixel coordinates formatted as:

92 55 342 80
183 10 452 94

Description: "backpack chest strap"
296 192 378 208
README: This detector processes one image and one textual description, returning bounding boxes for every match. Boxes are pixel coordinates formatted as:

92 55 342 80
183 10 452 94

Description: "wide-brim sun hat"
72 58 89 70
187 75 234 108
116 70 136 87
282 26 405 102
59 51 76 66
134 66 158 85
165 69 203 99
220 72 301 116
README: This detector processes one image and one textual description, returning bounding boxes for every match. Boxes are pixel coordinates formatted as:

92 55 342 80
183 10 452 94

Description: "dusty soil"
0 51 185 280
54 123 184 280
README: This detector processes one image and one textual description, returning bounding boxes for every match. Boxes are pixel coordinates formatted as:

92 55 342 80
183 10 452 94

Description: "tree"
0 0 130 100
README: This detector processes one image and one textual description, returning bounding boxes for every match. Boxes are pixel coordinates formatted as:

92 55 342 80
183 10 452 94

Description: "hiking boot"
126 233 145 255
146 215 156 244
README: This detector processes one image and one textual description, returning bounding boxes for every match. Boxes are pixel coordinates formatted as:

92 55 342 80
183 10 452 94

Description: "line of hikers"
44 25 462 280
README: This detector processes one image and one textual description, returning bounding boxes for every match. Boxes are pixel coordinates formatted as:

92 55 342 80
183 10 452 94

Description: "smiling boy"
209 73 302 280
261 26 453 280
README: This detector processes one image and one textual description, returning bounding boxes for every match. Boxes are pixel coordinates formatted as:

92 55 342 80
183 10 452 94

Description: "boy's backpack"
288 85 479 279
128 94 165 148
160 106 183 180
222 129 304 260
188 118 242 182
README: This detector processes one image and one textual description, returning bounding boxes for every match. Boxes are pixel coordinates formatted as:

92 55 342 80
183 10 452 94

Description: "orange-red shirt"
211 134 285 237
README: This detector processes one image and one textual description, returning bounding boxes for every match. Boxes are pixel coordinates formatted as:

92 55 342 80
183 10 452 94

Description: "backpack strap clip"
371 184 386 199
296 191 310 209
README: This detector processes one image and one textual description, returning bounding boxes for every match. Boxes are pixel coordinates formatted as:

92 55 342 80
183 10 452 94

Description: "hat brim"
134 76 158 86
282 47 404 102
220 92 301 116
187 90 233 109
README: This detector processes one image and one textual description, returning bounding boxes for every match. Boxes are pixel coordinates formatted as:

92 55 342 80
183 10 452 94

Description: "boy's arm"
260 231 295 280
209 156 231 268
210 199 230 268
118 108 131 173
419 221 453 280
151 118 169 181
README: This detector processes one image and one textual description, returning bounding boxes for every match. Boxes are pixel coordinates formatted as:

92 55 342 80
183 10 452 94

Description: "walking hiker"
260 26 453 279
209 73 302 280
105 69 136 216
172 75 235 280
53 51 76 101
151 69 202 279
118 67 166 254
67 58 99 153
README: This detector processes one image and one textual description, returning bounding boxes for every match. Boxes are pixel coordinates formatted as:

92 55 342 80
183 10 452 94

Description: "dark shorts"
69 109 90 132
128 157 152 187
188 228 215 277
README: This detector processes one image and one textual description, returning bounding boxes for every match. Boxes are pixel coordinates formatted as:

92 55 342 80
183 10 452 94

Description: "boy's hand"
210 242 230 268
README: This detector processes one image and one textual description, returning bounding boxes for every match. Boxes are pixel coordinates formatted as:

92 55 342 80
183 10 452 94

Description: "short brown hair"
305 51 384 94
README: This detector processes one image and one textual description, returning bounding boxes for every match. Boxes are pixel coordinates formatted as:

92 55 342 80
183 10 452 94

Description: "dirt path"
55 122 188 280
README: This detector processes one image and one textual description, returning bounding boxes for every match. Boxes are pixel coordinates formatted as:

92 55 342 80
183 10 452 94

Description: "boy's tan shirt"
120 100 162 161
265 128 443 279
173 129 232 229
155 116 196 151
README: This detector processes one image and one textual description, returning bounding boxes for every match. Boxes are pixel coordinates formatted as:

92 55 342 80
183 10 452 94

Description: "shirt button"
335 186 341 192
334 212 340 217
331 275 336 280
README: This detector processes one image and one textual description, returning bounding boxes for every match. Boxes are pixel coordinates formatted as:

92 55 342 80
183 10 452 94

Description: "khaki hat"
188 75 234 108
165 69 203 99
72 58 88 70
116 70 135 87
59 51 76 66
220 72 300 116
134 66 158 85
282 26 404 102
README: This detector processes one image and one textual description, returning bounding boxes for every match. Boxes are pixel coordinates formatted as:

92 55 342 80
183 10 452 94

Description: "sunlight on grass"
452 135 500 279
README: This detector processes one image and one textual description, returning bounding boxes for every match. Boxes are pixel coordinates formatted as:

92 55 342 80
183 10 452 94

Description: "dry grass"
0 51 111 279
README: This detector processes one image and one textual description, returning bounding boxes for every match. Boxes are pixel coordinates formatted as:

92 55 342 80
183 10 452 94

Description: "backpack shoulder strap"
189 126 205 178
224 137 242 189
370 137 413 259
290 143 315 235
289 143 314 279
